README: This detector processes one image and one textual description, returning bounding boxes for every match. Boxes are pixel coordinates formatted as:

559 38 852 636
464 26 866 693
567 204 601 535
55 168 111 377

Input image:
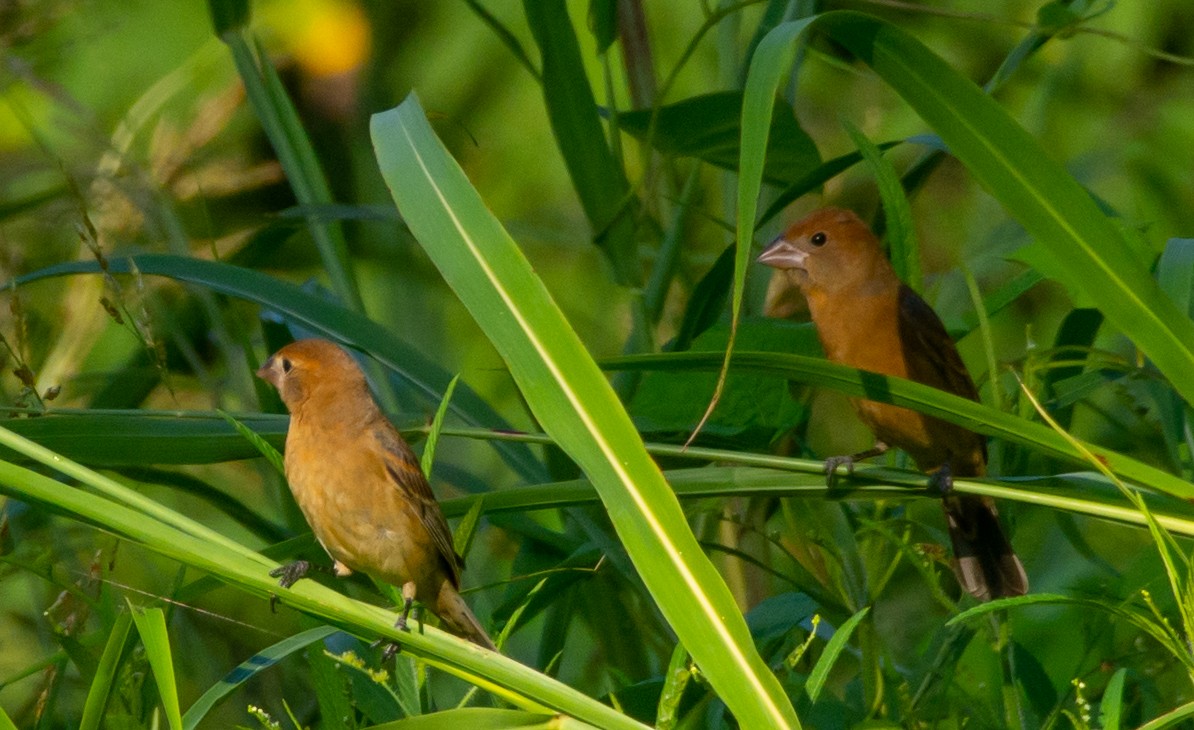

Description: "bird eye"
810 231 827 246
281 358 293 373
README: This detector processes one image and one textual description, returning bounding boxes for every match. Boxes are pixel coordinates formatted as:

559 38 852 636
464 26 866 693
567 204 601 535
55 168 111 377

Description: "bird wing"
373 423 464 587
897 285 981 402
897 284 987 462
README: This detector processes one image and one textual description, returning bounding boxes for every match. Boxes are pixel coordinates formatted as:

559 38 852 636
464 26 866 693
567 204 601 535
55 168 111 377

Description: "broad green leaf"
630 320 815 438
14 256 546 483
615 91 820 185
127 602 183 730
370 94 801 729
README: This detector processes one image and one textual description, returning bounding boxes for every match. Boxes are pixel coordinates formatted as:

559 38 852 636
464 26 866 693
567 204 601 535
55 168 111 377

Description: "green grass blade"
79 611 133 730
368 708 591 729
219 409 284 476
371 94 801 729
655 643 692 730
215 18 363 313
13 257 546 483
842 120 920 291
1098 666 1127 730
0 450 648 728
604 350 1194 500
182 626 339 730
1137 700 1194 730
522 0 639 287
127 602 183 730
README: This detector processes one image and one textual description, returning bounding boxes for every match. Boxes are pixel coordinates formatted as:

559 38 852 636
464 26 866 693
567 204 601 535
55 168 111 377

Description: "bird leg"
379 581 419 662
927 462 954 497
824 441 889 486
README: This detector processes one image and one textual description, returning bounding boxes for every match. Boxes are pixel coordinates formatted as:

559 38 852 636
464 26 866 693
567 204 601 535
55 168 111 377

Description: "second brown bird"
758 207 1027 601
257 338 495 649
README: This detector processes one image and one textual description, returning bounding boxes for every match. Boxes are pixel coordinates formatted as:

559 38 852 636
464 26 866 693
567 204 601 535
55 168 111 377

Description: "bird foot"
270 559 316 589
370 638 404 661
371 597 418 663
927 463 954 497
823 455 856 487
823 443 888 487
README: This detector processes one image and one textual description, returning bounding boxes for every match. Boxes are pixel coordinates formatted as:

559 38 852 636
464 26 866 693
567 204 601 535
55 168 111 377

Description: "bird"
757 207 1028 601
256 338 496 651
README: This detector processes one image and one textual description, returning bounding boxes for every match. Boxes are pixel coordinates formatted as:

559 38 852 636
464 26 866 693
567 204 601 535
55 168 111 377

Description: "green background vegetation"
1 0 1194 727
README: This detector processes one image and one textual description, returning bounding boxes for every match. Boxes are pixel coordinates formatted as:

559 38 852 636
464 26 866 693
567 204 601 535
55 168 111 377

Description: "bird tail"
942 494 1028 601
436 584 497 651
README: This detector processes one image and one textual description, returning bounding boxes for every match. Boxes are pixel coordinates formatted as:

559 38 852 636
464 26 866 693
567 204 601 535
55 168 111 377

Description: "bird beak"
757 237 807 271
256 357 276 386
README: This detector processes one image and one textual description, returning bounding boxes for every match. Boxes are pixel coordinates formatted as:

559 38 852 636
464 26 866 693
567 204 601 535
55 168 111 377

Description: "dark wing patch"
376 424 463 586
896 285 987 462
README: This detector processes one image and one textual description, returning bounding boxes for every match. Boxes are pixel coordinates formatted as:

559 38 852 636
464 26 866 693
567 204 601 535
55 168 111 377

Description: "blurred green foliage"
1 0 1194 728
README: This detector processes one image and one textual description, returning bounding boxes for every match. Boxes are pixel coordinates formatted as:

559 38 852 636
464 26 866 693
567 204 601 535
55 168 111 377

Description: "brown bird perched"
757 207 1028 601
256 338 495 650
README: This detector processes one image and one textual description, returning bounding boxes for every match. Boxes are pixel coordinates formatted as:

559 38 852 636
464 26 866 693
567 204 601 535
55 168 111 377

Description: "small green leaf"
806 606 870 703
219 409 285 476
422 374 460 480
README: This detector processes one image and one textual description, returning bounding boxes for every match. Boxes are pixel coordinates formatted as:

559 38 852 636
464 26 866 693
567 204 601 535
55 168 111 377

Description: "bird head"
757 207 889 296
256 339 367 413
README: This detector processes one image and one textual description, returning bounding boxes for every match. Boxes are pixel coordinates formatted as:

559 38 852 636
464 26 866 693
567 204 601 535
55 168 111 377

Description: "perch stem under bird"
256 338 496 652
757 207 1028 601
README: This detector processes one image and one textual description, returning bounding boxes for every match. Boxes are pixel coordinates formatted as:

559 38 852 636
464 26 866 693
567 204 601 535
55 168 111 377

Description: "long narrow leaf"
182 626 339 730
805 606 870 703
371 94 801 729
79 612 133 730
127 602 183 730
604 350 1194 500
13 257 546 483
0 449 648 729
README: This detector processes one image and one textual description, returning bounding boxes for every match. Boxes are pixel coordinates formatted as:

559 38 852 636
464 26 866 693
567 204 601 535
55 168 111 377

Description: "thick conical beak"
756 238 807 270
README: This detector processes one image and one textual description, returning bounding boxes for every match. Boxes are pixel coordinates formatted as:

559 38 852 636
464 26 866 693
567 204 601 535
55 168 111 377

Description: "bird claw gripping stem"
927 463 954 497
372 598 418 662
267 560 332 612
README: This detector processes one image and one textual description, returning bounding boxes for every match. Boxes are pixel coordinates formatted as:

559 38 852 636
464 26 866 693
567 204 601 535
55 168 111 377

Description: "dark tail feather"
942 494 1028 601
437 584 497 651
